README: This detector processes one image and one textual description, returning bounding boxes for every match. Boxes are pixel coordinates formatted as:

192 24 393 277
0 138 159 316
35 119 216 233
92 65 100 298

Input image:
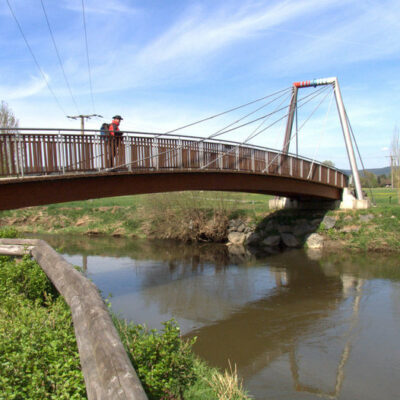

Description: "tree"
0 101 19 133
360 171 378 188
322 160 335 167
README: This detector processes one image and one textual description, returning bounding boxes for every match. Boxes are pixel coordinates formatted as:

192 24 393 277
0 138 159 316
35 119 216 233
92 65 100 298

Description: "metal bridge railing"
0 129 347 188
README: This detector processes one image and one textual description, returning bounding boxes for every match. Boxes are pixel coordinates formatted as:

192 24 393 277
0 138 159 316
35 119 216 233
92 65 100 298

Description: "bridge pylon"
283 77 364 201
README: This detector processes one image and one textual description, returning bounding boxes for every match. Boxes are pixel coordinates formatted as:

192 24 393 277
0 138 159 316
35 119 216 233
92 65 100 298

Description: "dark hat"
112 115 123 120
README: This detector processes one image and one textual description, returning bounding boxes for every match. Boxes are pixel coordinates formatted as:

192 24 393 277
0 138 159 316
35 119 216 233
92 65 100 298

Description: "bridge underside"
0 170 342 211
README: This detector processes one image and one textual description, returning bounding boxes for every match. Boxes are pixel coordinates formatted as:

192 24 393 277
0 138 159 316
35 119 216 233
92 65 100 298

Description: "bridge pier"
269 188 370 210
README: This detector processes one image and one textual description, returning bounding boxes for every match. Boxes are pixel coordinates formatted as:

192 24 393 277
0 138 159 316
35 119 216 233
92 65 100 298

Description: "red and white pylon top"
293 77 336 88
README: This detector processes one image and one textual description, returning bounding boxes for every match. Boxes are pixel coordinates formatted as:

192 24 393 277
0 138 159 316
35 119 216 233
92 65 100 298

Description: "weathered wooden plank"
0 239 148 400
0 245 34 255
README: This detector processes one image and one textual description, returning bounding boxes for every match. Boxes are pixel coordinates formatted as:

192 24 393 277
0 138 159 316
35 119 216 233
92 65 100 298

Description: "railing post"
289 157 293 176
300 159 303 178
251 149 255 172
335 170 338 186
60 133 66 175
265 151 268 174
199 142 204 168
127 136 132 172
278 154 282 175
236 147 240 171
154 138 159 170
319 164 322 181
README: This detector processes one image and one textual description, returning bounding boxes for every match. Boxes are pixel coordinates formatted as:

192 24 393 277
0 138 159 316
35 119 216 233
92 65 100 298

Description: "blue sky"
1 0 399 168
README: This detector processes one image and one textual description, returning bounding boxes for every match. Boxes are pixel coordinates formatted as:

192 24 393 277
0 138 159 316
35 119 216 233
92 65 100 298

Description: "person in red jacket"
108 115 123 167
109 115 123 137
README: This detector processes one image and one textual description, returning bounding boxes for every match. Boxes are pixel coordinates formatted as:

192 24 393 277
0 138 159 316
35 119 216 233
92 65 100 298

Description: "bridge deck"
0 132 347 210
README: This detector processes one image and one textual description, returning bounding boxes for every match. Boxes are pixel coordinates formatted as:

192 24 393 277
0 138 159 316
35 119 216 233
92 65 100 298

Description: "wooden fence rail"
0 239 148 400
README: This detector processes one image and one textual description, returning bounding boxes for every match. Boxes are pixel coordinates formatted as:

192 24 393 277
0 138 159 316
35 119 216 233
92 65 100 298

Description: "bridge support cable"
158 87 292 137
105 88 294 172
5 0 67 116
262 86 332 173
345 110 376 204
306 90 335 180
63 86 324 172
200 92 294 170
200 86 332 171
289 78 363 200
107 87 323 172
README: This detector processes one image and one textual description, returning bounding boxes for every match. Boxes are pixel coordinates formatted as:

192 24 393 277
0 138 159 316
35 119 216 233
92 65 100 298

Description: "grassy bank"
0 229 249 400
0 189 399 250
0 191 272 239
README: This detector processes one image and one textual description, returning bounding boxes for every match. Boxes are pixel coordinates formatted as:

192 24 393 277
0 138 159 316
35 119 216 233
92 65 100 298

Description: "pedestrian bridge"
0 129 346 210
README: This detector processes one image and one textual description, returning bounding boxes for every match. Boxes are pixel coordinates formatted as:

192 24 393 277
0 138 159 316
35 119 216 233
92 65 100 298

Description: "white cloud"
0 75 47 100
63 0 138 15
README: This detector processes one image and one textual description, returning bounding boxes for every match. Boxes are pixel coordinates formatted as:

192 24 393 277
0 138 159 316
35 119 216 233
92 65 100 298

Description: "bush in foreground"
0 239 249 399
0 255 86 399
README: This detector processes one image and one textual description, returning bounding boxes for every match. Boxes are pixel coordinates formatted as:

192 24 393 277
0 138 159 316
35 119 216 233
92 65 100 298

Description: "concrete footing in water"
269 188 371 210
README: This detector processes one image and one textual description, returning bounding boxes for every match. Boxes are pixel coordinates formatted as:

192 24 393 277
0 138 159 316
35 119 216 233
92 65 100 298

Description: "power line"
5 0 67 116
81 0 96 113
40 0 81 114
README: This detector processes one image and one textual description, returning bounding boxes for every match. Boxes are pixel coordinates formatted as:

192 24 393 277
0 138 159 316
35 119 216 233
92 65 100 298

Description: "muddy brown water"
35 234 400 400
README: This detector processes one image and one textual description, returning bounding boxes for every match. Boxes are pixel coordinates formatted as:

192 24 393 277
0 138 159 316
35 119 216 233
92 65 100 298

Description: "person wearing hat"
109 115 123 137
108 115 124 167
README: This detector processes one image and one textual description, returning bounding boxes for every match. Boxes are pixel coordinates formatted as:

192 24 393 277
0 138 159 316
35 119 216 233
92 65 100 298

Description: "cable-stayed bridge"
0 78 365 211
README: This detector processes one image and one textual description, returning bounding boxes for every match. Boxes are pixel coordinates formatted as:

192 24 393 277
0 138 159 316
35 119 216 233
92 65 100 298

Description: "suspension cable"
106 89 295 171
201 87 331 171
106 85 330 172
40 0 80 114
306 89 335 179
159 87 292 136
207 88 292 140
345 110 375 204
5 0 67 116
262 86 332 172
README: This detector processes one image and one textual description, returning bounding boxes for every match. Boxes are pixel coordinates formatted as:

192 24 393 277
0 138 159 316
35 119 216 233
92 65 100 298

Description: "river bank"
0 233 250 400
1 190 399 253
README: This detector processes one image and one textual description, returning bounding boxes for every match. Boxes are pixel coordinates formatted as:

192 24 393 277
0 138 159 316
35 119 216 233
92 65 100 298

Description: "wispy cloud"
63 0 138 15
0 75 47 100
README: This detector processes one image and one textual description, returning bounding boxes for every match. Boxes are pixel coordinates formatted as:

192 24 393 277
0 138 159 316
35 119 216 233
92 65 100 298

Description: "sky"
1 0 399 169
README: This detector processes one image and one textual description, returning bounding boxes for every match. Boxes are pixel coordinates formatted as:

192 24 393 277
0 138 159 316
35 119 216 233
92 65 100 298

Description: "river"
36 234 400 400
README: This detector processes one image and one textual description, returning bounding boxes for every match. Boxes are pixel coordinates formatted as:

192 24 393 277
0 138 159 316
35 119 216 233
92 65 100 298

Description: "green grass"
367 187 399 206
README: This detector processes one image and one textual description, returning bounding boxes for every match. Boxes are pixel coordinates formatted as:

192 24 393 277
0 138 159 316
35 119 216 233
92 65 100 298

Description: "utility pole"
67 114 102 135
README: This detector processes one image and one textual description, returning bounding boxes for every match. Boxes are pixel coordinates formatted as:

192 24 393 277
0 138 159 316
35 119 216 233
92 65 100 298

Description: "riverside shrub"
0 255 87 399
114 318 197 399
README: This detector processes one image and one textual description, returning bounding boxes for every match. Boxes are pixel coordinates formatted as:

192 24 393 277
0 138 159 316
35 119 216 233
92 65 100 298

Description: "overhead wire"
5 0 67 116
40 0 81 114
81 0 96 113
